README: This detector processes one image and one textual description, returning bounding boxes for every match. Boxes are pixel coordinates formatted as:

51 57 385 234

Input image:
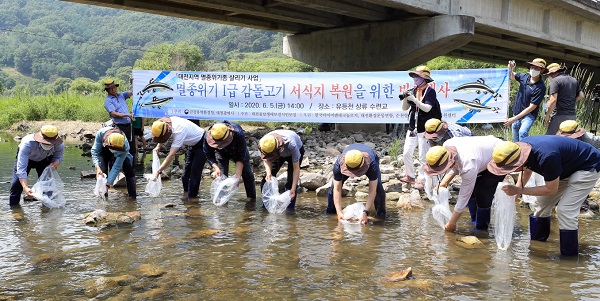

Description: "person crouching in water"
204 121 257 201
91 127 136 199
10 125 65 207
424 136 505 232
326 144 385 224
151 116 207 200
488 138 600 256
258 130 304 210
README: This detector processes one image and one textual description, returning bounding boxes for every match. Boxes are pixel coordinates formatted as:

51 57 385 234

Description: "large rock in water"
83 209 141 229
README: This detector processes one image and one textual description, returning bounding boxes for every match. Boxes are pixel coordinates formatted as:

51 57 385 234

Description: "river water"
1 133 600 300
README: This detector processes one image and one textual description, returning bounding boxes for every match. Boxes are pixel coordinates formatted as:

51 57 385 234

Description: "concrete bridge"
65 0 600 72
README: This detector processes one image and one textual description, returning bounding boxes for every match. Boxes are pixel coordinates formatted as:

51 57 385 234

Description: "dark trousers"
259 146 305 209
9 150 52 206
98 147 136 198
215 152 256 200
469 169 506 209
326 177 386 218
116 122 136 157
182 140 207 198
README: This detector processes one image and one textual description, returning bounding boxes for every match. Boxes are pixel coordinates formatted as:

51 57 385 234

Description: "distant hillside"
0 0 283 85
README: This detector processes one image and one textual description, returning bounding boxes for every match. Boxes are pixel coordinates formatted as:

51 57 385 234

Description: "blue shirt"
333 144 380 181
522 135 600 181
204 121 250 166
512 73 546 117
104 91 132 125
15 134 64 179
91 127 133 185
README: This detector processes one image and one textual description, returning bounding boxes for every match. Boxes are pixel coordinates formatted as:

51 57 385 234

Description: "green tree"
69 77 102 95
134 42 204 71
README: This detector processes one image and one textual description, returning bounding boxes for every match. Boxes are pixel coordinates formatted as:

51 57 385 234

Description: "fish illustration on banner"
132 68 510 124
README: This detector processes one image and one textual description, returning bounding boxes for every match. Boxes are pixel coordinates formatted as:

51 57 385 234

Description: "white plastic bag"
31 166 66 208
342 202 366 222
93 174 107 200
424 175 440 201
522 172 544 206
492 182 516 250
211 176 240 206
431 187 452 229
262 178 291 214
144 151 162 197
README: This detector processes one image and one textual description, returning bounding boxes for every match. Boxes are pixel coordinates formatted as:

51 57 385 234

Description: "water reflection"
0 134 599 299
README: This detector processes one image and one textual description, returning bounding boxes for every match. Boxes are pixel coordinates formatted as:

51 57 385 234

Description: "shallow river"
1 133 600 300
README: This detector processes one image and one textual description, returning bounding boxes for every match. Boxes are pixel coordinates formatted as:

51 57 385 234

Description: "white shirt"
443 136 503 212
169 116 205 148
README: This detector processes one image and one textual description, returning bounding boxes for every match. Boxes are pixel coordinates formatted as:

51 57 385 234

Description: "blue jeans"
511 114 535 142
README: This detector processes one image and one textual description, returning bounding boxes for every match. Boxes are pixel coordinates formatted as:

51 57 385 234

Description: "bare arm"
505 103 538 127
544 93 557 127
333 180 344 220
360 179 378 224
576 90 585 102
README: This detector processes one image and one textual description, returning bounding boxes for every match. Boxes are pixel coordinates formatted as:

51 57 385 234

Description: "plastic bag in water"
431 187 452 229
31 166 66 208
342 202 366 223
492 182 516 250
94 175 107 200
262 178 291 214
144 151 162 197
211 176 240 206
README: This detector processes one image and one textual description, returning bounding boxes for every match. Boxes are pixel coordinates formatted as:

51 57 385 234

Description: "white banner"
132 69 509 123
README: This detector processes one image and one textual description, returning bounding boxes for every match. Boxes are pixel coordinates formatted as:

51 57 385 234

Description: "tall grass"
0 91 109 129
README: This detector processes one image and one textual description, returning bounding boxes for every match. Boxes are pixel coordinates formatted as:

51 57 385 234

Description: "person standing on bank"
258 130 304 210
544 63 585 135
9 125 64 206
204 121 256 201
91 127 136 199
504 59 547 142
424 136 505 232
151 116 207 200
104 77 136 157
399 66 442 189
488 137 600 256
326 144 386 224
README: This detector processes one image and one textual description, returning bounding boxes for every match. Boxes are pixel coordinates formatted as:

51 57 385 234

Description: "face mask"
529 68 540 77
40 143 53 151
413 77 426 87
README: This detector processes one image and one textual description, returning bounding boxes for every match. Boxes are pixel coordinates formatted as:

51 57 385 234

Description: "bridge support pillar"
283 15 475 71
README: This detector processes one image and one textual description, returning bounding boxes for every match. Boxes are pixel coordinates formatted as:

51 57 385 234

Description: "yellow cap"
531 58 547 68
152 120 167 137
425 118 443 134
546 63 560 71
344 150 364 169
107 132 125 149
415 66 431 76
40 125 59 139
559 120 579 133
103 78 114 85
211 123 229 140
492 141 521 165
426 146 449 167
259 134 277 153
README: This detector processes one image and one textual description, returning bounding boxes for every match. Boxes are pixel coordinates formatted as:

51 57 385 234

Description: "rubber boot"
325 187 336 215
126 177 137 199
559 229 578 256
529 214 551 241
286 193 296 210
474 208 491 231
468 199 477 225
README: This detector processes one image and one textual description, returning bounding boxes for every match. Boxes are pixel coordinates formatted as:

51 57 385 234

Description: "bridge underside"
64 0 600 72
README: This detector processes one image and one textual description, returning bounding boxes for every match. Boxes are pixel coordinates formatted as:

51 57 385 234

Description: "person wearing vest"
91 126 136 199
399 66 442 190
204 121 256 201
